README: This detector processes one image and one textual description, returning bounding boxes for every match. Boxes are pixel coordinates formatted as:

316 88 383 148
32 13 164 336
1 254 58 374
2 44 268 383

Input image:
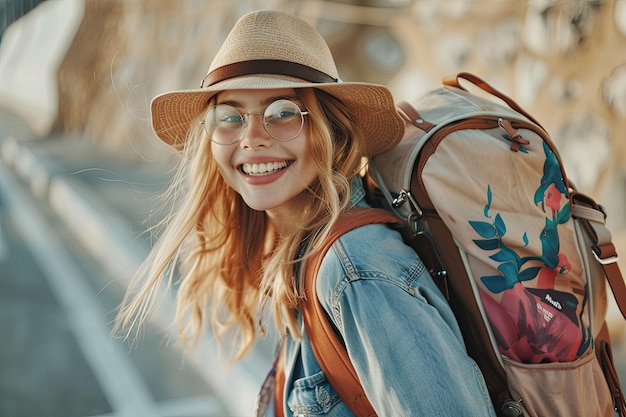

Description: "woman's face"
210 88 318 219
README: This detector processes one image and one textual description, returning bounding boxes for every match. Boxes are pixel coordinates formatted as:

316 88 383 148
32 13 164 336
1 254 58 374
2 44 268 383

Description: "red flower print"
544 183 562 217
558 252 571 273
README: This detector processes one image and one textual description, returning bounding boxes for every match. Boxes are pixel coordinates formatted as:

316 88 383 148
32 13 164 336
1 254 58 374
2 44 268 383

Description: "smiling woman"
210 89 319 215
114 9 496 417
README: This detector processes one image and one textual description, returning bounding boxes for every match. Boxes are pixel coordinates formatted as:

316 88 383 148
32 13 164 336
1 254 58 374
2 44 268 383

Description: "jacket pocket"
503 351 613 417
287 370 342 416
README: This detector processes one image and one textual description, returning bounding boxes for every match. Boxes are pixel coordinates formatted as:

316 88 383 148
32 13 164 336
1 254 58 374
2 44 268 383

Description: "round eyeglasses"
201 99 309 145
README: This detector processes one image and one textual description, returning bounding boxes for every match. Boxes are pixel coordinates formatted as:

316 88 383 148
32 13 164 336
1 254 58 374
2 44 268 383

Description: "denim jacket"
262 177 496 417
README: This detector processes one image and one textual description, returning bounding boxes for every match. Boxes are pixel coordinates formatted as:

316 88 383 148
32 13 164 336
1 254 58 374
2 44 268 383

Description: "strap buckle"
592 246 620 265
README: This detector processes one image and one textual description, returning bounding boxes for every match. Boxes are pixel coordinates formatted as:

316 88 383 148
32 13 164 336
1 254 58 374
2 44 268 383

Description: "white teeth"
241 161 290 175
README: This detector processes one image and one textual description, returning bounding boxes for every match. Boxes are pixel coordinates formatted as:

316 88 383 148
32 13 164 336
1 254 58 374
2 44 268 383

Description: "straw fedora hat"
150 9 405 156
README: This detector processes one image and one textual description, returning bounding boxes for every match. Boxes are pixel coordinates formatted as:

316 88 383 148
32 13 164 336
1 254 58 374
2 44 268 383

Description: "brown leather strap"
571 194 626 320
443 72 545 129
597 331 626 417
302 207 402 417
397 101 435 132
274 341 286 417
597 246 626 319
201 59 337 88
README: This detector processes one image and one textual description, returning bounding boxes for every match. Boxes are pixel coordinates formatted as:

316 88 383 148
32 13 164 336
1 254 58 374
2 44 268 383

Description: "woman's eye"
222 115 242 123
276 110 296 119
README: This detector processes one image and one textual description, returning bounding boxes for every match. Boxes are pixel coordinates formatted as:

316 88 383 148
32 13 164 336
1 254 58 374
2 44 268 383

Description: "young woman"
115 9 496 417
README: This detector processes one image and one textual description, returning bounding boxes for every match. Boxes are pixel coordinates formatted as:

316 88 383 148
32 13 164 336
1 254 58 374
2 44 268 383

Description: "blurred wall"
8 0 621 191
0 0 84 135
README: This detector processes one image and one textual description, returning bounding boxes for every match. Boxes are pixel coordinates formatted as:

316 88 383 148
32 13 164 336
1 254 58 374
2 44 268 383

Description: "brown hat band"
200 59 338 88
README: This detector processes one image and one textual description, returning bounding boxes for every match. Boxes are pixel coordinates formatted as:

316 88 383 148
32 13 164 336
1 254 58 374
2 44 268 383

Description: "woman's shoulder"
317 222 425 290
312 222 432 326
337 222 416 262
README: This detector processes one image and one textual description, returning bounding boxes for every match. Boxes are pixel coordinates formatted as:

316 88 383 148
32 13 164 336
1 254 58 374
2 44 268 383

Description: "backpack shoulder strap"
301 207 402 417
571 193 626 319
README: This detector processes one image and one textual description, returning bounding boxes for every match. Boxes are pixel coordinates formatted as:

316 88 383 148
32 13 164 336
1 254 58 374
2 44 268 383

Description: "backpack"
299 73 626 417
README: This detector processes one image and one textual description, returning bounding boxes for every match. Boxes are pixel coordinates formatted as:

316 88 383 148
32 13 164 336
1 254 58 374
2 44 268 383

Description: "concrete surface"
0 108 274 417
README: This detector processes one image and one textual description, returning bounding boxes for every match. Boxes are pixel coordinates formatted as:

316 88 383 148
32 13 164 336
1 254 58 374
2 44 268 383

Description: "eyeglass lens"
204 99 306 145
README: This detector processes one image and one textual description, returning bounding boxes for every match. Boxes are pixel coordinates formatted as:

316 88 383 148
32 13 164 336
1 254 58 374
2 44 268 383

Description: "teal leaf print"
473 238 500 251
484 185 493 218
498 261 518 281
494 213 506 236
489 246 519 263
556 202 571 225
469 221 497 238
522 232 529 247
480 275 510 294
519 266 541 282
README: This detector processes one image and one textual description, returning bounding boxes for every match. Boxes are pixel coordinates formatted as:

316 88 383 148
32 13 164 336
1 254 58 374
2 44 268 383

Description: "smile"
240 160 293 176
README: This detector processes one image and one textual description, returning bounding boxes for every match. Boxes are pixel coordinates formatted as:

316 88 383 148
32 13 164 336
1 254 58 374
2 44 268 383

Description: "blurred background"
0 0 625 416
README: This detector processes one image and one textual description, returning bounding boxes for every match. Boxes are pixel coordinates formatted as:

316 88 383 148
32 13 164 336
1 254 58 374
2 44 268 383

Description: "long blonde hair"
115 88 367 361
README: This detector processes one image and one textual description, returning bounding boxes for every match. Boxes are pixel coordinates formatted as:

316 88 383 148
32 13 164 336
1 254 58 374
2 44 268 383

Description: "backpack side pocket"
503 352 613 417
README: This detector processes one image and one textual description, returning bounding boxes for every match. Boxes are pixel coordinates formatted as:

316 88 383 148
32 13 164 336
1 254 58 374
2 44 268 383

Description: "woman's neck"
266 209 307 236
265 193 312 236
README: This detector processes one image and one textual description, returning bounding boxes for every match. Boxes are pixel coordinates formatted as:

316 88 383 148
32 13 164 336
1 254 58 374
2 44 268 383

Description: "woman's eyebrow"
217 94 300 108
260 94 300 105
215 98 242 107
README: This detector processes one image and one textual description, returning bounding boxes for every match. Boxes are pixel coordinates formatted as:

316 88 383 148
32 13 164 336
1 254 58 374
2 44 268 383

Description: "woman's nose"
239 113 272 149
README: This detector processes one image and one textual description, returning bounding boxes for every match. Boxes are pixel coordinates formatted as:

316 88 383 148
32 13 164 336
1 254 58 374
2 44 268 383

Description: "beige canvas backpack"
296 73 626 417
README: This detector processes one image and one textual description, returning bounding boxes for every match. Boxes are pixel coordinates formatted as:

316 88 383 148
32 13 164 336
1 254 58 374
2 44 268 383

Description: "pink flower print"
544 183 562 217
537 267 557 289
535 252 571 289
481 284 583 363
558 252 571 274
